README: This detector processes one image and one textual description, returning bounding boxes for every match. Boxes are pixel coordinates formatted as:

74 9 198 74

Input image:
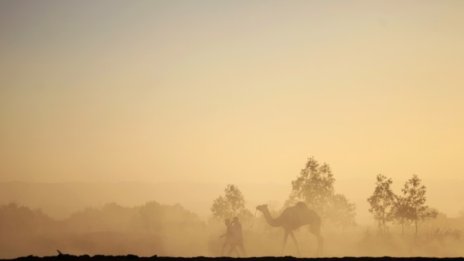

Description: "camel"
256 202 323 256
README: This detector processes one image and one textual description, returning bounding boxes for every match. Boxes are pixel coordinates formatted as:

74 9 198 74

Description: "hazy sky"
1 0 464 194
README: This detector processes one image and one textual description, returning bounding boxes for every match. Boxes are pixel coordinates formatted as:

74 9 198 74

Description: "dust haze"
2 158 464 258
2 0 464 258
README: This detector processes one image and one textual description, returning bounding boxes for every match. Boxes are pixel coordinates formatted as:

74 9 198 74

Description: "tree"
367 174 396 232
289 157 334 214
327 193 356 227
289 157 356 226
393 175 437 235
392 193 410 234
211 184 250 220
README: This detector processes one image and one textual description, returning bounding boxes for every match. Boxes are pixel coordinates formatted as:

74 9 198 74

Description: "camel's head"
256 204 268 212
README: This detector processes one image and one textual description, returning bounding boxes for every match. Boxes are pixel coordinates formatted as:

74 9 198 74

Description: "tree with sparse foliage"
211 184 251 220
392 193 410 234
367 174 396 232
289 157 356 226
393 175 437 235
327 193 356 227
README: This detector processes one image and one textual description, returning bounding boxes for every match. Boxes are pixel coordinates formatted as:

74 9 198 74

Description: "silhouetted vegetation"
288 157 356 227
368 174 437 235
0 201 207 258
1 161 463 258
210 184 252 220
394 175 438 235
368 174 396 232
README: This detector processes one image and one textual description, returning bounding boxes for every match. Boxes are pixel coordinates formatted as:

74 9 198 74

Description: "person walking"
220 218 238 256
228 216 247 256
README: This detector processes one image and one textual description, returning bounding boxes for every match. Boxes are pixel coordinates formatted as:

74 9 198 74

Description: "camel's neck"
260 208 281 227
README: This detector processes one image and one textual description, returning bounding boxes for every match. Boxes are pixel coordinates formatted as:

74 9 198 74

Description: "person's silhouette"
228 216 247 256
220 218 237 255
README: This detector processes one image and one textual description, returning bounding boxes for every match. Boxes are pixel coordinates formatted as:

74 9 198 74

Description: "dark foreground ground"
3 255 464 261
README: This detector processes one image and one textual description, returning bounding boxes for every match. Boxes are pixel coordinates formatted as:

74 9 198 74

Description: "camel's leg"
310 226 324 256
289 231 301 256
316 233 324 256
313 232 324 256
281 231 289 255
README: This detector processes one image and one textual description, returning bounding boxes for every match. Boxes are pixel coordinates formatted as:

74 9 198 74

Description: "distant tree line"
0 201 207 257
